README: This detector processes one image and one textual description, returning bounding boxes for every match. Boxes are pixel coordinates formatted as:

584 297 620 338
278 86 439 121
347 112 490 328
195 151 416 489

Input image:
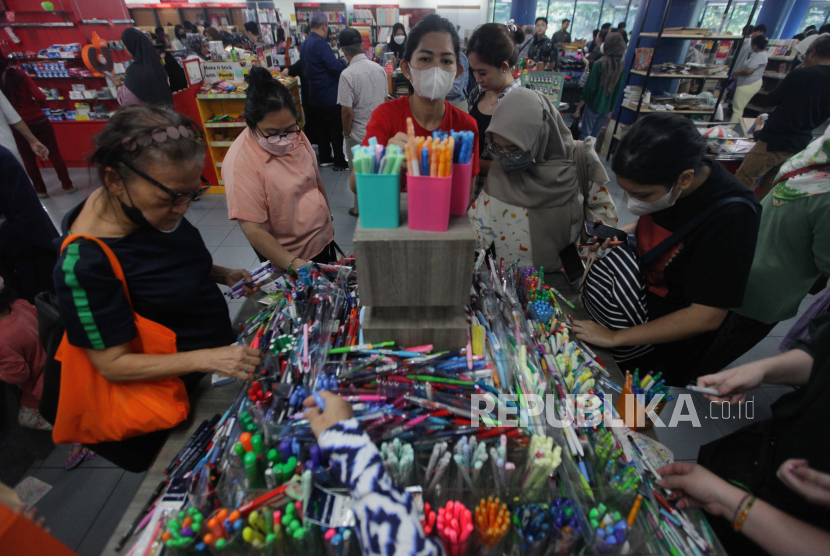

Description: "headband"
121 124 196 152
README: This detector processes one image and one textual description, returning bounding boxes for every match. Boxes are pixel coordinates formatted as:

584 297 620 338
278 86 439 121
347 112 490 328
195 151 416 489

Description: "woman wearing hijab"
115 28 173 107
385 23 407 60
469 88 617 272
573 31 626 143
186 34 210 62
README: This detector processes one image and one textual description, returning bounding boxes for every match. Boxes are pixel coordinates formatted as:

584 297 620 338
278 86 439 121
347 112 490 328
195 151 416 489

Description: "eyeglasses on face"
256 123 300 142
486 140 526 161
122 161 211 206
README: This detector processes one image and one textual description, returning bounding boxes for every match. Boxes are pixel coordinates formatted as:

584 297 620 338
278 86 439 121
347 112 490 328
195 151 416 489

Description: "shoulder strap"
574 140 591 201
60 234 133 309
641 196 757 268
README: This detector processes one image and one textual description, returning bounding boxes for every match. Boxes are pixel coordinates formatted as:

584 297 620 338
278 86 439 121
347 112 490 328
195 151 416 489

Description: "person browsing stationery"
730 34 769 123
469 88 617 272
223 67 337 270
466 22 525 199
51 105 262 472
573 31 626 144
111 28 174 107
348 15 479 200
573 113 761 385
385 23 407 61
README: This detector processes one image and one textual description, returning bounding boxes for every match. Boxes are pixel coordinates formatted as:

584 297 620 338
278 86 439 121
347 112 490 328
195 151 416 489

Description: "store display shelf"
630 70 728 80
50 120 108 124
31 75 107 80
9 57 82 62
197 93 247 99
210 141 235 147
639 32 737 40
622 103 714 114
205 122 246 127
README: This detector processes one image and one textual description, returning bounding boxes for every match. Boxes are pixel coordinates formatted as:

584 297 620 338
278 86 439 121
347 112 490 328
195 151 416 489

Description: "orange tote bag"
52 234 190 445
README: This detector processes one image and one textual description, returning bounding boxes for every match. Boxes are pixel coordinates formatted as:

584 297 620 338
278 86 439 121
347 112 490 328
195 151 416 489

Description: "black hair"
562 19 570 24
598 29 609 42
403 14 460 62
467 23 523 68
751 34 768 50
793 33 805 41
592 29 599 38
89 105 204 190
601 22 612 31
806 29 818 37
742 24 754 37
754 23 767 33
277 27 286 42
612 113 707 188
807 34 830 59
244 21 260 36
617 21 626 27
244 66 297 129
535 17 548 25
183 20 193 31
155 26 164 35
174 24 185 37
820 24 830 35
805 25 817 32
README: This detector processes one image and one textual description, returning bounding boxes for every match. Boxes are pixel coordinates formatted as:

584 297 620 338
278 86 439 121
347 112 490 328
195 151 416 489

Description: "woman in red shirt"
0 58 74 198
348 15 479 201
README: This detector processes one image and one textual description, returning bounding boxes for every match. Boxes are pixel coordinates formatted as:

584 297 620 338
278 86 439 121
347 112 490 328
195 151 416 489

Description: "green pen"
405 375 475 386
329 341 395 354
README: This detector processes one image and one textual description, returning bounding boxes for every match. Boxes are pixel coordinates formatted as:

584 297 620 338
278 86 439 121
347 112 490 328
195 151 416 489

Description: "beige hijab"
485 88 582 270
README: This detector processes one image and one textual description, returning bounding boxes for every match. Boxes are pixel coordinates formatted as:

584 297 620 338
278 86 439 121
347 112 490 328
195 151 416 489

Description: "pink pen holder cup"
450 162 473 215
407 174 452 232
356 173 401 229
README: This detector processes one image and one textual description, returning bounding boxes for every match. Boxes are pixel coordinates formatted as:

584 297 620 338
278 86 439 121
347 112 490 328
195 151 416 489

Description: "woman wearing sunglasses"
51 105 262 471
223 66 336 270
469 87 616 274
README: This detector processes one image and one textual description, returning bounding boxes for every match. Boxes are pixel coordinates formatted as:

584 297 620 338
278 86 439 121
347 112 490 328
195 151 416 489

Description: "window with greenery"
698 1 763 33
536 0 550 22
599 1 628 29
573 1 601 40
545 1 576 37
797 2 830 33
625 2 639 28
494 1 512 25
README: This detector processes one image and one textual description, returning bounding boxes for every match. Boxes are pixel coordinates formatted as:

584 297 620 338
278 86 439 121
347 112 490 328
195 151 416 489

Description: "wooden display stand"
354 194 476 350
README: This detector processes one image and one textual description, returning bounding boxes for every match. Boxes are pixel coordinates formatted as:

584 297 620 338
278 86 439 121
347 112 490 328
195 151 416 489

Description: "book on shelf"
633 48 653 71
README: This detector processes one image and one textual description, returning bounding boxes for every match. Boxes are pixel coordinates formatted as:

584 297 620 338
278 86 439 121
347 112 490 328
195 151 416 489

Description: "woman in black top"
573 113 761 385
52 105 262 471
465 23 524 199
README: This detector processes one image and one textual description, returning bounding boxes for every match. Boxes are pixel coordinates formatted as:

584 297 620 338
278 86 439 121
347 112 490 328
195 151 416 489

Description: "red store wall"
1 0 134 167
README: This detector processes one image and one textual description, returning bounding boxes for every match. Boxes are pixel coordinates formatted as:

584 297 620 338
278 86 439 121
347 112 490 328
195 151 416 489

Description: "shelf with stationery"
606 0 760 160
195 76 301 193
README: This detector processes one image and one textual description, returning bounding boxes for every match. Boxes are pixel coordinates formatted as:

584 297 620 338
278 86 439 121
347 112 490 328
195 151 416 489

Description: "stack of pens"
436 500 474 556
449 130 474 166
405 117 454 178
226 260 275 300
474 497 510 550
616 369 671 430
451 435 489 491
351 137 405 175
380 438 415 487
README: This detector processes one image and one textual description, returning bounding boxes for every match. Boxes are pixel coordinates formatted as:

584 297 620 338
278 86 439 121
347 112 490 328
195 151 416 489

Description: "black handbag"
569 114 581 140
34 291 63 425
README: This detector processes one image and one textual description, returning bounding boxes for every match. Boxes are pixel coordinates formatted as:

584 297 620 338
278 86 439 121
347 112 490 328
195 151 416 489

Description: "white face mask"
624 188 680 216
408 65 456 101
394 35 405 44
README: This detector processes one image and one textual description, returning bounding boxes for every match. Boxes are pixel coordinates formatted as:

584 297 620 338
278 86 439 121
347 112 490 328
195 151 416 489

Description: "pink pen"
404 344 433 353
341 395 387 403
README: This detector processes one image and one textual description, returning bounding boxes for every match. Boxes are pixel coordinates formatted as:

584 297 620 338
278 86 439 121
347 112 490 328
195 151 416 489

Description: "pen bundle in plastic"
474 497 510 548
227 260 275 299
351 137 405 174
162 507 204 551
450 130 475 165
380 438 415 486
436 500 474 556
452 434 489 490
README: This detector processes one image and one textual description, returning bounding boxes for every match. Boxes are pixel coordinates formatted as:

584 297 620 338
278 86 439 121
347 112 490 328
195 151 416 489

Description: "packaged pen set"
355 118 475 232
129 255 717 556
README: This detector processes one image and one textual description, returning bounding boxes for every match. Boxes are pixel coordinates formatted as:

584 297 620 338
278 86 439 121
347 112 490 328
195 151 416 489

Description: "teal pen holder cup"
450 162 473 216
355 173 400 229
407 174 452 232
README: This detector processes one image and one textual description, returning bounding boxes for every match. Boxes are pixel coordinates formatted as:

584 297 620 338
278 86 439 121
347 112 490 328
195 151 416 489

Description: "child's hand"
302 391 355 438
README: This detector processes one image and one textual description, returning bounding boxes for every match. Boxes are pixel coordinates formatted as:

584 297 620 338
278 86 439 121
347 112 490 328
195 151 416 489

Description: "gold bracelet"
733 495 756 532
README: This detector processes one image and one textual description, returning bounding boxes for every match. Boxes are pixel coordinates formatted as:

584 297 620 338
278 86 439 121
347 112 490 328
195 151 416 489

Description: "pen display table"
354 193 476 351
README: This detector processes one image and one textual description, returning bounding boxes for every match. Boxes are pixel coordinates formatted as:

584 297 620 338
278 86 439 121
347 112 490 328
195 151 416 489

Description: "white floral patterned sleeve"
584 180 618 227
468 191 534 268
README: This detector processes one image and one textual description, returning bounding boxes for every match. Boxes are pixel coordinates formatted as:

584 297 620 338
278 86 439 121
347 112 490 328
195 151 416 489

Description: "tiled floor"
7 149 811 554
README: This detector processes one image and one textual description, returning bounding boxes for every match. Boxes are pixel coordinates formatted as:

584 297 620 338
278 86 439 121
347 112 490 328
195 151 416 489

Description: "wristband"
288 256 299 270
733 495 756 532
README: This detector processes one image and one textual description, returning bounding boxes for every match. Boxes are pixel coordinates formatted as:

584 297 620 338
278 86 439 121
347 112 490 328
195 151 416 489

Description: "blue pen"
361 348 426 358
314 391 327 411
421 148 428 176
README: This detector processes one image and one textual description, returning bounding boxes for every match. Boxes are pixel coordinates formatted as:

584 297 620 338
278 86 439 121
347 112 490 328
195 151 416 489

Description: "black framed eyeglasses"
122 161 211 206
256 123 300 142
